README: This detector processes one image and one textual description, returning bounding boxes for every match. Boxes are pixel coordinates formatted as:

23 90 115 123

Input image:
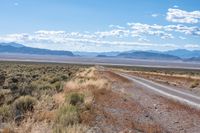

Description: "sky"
0 0 200 52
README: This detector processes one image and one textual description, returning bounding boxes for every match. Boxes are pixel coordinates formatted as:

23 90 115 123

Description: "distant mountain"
117 51 181 60
96 55 108 57
0 42 74 56
74 51 120 57
185 57 200 62
0 42 24 48
164 49 200 58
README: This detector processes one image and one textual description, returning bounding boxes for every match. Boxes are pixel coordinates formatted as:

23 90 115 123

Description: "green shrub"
55 104 79 127
65 92 84 106
12 96 36 117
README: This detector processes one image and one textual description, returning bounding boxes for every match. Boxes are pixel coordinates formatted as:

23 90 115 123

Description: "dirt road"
116 72 200 109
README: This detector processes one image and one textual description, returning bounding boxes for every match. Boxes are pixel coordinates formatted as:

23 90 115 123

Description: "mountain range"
0 42 74 56
117 51 181 60
0 42 200 61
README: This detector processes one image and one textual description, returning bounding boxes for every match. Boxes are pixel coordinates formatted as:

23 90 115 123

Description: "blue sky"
0 0 200 52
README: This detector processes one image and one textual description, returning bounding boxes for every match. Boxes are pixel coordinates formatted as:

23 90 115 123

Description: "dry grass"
52 68 99 132
53 124 89 133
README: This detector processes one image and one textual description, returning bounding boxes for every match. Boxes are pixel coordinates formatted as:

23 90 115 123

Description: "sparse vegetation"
2 61 194 132
0 61 83 132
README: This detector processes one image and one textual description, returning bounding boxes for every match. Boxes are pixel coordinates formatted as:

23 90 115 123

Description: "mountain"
74 51 120 57
0 42 24 48
164 49 200 58
117 51 181 60
0 43 74 56
185 57 200 62
96 55 108 57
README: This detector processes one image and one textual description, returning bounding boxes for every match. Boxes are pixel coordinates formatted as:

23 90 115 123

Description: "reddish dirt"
86 69 200 133
81 70 166 133
87 88 164 133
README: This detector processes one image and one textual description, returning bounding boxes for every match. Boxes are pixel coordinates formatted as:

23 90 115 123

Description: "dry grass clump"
53 92 90 133
55 104 79 126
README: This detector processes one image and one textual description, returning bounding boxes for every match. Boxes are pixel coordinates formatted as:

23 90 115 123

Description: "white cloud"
173 5 179 8
109 25 125 29
165 24 200 36
184 44 200 49
166 8 200 24
127 23 173 39
95 29 129 38
0 21 200 51
152 14 159 18
0 31 183 51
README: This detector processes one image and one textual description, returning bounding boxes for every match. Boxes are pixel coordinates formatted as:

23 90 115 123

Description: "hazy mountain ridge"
1 42 200 61
0 42 74 56
164 49 200 58
117 51 181 60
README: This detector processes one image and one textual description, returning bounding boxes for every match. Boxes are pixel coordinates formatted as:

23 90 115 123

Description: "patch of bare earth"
83 70 165 133
103 69 200 133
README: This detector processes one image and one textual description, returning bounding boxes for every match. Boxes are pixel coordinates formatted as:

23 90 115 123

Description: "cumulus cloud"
166 8 200 24
0 21 200 51
127 23 173 39
126 23 200 37
95 29 129 38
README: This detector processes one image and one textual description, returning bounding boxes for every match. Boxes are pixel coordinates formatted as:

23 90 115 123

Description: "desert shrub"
0 104 11 121
12 96 36 118
65 92 84 106
54 104 79 128
0 73 5 86
9 83 18 92
54 82 64 92
61 75 68 80
50 77 60 84
0 92 5 105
